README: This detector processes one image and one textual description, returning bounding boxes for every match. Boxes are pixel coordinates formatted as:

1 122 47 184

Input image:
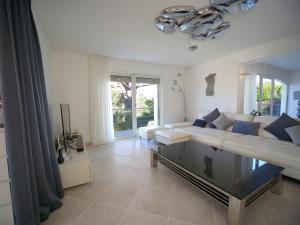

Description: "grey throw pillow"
212 113 233 131
232 120 261 136
285 125 300 145
203 108 221 125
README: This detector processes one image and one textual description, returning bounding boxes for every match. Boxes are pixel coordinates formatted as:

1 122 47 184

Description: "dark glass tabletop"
153 141 283 199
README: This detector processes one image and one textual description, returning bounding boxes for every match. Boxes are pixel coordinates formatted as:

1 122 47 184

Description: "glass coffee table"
151 141 283 225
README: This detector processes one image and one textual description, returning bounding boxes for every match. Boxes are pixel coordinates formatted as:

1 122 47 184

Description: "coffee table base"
151 151 282 225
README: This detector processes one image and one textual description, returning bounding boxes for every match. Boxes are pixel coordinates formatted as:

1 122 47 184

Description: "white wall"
50 51 90 140
184 34 300 120
242 63 290 84
288 70 300 117
185 56 240 120
50 50 186 143
32 9 52 100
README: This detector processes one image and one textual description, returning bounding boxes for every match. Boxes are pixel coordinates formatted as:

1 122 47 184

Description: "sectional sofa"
155 112 300 181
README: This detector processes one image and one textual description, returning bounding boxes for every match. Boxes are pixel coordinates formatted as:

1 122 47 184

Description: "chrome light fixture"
155 0 259 51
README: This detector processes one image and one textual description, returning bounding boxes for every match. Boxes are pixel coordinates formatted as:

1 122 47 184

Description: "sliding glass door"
110 75 160 138
111 75 133 137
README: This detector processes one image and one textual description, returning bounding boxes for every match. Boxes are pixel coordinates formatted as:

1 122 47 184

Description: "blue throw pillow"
192 119 206 128
232 120 261 136
264 113 300 141
203 108 220 127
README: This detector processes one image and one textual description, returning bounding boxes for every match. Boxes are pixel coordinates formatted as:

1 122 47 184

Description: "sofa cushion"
192 119 206 128
232 120 260 136
164 122 193 129
224 113 253 122
252 116 278 139
156 129 191 141
285 125 300 145
176 126 243 148
203 108 221 126
212 113 233 131
264 113 300 141
223 135 300 170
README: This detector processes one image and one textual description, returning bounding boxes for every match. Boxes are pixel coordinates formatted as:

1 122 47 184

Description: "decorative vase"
58 149 64 164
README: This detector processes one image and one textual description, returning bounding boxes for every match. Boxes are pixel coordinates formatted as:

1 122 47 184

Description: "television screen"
60 103 71 139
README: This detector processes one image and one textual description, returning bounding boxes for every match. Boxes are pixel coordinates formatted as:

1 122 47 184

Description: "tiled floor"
43 138 300 225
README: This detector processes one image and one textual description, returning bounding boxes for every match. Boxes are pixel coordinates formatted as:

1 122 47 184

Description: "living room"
0 0 300 225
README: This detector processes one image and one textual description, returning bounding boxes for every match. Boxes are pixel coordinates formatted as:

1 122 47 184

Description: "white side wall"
50 51 90 140
50 50 186 143
185 56 240 120
184 34 300 120
32 9 52 100
288 70 300 117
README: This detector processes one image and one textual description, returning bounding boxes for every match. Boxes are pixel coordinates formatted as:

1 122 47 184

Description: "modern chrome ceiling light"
155 0 258 50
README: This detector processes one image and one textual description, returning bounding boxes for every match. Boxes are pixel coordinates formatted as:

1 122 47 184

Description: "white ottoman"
138 126 165 141
155 129 191 145
164 122 193 129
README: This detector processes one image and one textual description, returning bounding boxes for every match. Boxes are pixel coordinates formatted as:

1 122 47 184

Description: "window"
256 75 287 116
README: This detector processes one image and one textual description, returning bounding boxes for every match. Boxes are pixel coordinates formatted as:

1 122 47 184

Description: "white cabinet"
0 129 14 225
58 139 92 189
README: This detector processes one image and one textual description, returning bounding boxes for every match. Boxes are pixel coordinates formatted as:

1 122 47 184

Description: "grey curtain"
0 0 64 224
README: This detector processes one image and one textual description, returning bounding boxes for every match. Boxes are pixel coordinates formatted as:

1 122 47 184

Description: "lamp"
171 73 187 122
293 91 300 118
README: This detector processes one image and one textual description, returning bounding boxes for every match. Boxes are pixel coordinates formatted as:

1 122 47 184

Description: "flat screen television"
60 103 71 149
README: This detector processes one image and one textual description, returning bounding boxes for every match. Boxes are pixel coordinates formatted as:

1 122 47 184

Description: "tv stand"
58 135 92 189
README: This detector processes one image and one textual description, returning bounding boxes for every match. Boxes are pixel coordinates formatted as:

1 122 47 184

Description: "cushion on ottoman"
156 129 191 145
138 126 164 139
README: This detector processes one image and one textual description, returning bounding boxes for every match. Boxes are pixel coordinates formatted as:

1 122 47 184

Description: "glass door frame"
257 75 287 116
111 73 161 138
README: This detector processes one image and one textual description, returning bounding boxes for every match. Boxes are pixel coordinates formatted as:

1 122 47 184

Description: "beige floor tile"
119 210 168 225
43 138 300 225
41 195 91 225
169 188 214 225
211 202 227 225
64 180 103 201
129 187 171 217
73 202 125 225
93 164 150 185
96 180 140 208
168 219 199 225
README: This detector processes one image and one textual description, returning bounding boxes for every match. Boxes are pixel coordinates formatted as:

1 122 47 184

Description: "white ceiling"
32 0 300 66
261 52 300 71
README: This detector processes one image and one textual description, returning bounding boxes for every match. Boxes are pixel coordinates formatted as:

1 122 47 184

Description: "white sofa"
158 112 300 180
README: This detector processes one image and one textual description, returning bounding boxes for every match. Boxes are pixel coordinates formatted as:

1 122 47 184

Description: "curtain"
0 0 63 224
243 74 257 114
90 56 114 145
